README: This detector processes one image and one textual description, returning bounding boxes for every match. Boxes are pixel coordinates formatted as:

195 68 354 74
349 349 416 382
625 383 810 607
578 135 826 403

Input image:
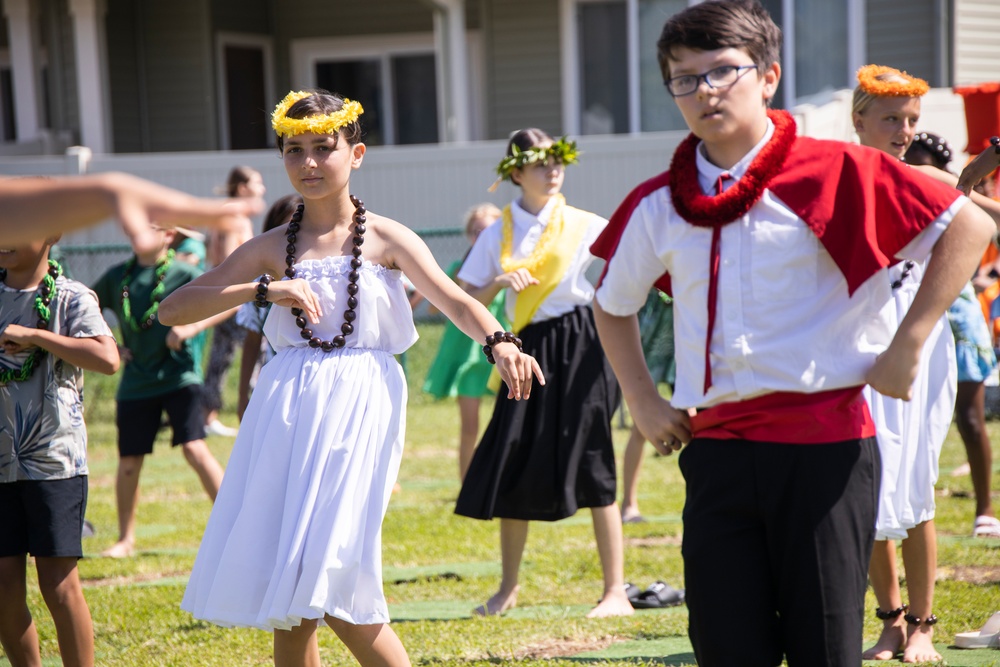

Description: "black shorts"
117 384 206 456
0 476 88 558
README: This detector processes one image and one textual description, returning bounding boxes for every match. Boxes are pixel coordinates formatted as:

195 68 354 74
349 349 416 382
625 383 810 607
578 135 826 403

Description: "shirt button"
722 258 733 266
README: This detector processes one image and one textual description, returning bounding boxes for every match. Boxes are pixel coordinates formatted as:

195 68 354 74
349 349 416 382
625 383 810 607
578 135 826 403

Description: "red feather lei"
668 109 796 227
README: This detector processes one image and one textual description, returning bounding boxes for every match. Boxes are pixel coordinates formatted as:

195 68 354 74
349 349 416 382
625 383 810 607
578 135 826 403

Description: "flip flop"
631 581 685 609
955 611 1000 649
599 582 642 604
973 515 1000 538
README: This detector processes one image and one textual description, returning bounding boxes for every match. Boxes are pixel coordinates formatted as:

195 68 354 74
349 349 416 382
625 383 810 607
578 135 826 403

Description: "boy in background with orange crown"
590 1 994 665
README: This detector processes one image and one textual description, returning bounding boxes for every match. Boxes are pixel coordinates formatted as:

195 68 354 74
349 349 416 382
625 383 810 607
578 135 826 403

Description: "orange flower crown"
856 65 929 98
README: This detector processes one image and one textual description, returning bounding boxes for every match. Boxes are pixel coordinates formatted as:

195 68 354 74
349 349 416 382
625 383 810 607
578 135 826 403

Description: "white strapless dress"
182 256 418 629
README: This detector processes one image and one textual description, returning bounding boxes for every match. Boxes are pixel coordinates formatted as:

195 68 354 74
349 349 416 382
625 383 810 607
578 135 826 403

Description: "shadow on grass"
565 654 696 666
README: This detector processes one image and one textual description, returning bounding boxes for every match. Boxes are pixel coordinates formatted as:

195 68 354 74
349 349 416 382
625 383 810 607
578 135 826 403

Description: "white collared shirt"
459 196 607 325
596 124 964 410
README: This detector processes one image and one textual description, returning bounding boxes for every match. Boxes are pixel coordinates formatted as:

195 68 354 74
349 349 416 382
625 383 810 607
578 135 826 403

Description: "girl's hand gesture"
492 341 545 400
494 268 539 293
266 278 323 323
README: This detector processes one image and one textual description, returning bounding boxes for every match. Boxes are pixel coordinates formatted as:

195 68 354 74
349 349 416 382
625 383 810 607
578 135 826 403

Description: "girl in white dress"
854 65 955 664
159 89 543 667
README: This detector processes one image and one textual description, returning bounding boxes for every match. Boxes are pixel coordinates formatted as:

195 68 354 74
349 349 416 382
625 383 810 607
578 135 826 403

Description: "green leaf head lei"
493 136 580 187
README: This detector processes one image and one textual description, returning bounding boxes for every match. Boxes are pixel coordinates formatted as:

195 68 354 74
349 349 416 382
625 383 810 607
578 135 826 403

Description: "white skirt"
181 345 407 630
864 312 955 541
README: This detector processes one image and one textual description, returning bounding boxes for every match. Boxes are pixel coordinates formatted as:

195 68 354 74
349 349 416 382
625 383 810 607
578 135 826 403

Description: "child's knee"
35 559 81 602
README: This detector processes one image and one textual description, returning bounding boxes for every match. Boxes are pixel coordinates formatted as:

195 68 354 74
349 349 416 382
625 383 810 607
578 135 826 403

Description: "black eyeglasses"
665 64 759 97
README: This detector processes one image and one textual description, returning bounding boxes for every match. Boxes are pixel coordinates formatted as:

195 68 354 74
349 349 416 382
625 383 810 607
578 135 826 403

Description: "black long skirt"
455 305 620 521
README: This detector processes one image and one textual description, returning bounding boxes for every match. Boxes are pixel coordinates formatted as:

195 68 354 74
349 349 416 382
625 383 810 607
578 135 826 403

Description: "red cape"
592 136 963 296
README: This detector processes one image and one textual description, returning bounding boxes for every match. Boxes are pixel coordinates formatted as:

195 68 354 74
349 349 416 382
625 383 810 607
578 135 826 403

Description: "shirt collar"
511 196 558 228
696 117 776 184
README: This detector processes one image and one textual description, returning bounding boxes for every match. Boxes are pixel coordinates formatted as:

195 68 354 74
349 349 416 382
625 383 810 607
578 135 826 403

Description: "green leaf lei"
120 249 174 332
0 259 61 384
495 136 580 182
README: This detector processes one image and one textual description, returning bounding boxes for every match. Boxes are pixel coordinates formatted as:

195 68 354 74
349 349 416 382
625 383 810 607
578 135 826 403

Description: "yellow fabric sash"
488 197 592 392
502 196 591 334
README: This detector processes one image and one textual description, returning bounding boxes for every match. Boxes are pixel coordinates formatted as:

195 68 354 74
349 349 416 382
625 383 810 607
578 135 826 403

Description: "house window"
576 1 628 135
315 54 438 146
293 35 440 146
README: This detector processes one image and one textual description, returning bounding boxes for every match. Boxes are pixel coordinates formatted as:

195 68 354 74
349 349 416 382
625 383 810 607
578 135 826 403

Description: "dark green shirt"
92 257 203 400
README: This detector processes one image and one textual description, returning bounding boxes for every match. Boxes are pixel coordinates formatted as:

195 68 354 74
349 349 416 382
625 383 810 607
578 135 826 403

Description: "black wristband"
483 330 523 364
254 274 272 308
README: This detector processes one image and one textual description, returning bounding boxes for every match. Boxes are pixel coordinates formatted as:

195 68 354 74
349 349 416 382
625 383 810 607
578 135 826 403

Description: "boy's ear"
761 62 781 103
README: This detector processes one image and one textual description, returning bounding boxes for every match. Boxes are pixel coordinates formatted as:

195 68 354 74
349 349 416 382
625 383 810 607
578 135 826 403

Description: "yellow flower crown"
856 65 929 98
271 91 364 138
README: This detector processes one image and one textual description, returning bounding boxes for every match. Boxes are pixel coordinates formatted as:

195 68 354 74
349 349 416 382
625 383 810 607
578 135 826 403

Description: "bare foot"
903 625 941 664
621 507 645 524
101 540 135 558
473 585 519 617
586 587 635 618
862 622 905 661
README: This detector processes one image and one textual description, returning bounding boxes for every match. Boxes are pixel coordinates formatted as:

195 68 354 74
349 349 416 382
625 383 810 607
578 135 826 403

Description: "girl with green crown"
160 89 543 667
455 128 636 618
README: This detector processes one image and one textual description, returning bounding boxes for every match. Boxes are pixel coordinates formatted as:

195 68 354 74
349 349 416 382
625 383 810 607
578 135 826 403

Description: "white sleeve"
896 195 968 262
457 222 503 288
594 199 669 317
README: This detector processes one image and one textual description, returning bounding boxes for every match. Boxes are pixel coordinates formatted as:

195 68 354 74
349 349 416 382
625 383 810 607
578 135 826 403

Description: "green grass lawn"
4 321 1000 666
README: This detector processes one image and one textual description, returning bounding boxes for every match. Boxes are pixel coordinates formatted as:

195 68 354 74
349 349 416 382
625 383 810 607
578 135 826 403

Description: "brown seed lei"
483 331 523 364
284 196 366 352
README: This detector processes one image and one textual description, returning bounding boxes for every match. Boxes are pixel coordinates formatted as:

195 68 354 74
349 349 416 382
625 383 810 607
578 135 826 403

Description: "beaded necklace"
285 196 367 351
500 194 566 275
120 249 175 332
0 259 61 384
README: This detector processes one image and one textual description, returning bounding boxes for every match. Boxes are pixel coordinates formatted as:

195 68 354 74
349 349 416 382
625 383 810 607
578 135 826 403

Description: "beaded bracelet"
483 330 523 364
875 604 908 621
254 274 272 308
991 136 1000 155
904 612 938 627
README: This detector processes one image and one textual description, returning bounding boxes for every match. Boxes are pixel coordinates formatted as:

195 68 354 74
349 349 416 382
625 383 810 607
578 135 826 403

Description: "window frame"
215 32 276 150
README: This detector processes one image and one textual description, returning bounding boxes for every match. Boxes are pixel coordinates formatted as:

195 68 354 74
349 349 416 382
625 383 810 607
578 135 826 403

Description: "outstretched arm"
867 200 994 398
387 222 544 399
914 164 1000 229
592 300 691 454
0 173 263 245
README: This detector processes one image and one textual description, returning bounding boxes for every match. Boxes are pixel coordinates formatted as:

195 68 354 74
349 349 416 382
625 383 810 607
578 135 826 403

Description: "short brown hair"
276 89 363 152
657 0 782 80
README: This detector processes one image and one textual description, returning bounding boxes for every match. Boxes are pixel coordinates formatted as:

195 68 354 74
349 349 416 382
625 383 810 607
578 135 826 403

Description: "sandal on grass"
955 611 1000 649
973 515 1000 538
631 581 685 609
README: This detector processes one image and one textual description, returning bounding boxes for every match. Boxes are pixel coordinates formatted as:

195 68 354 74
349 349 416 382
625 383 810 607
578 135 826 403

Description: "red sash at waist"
690 386 875 444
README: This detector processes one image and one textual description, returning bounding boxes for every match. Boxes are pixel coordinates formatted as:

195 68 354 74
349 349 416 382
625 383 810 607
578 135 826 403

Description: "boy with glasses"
591 0 993 664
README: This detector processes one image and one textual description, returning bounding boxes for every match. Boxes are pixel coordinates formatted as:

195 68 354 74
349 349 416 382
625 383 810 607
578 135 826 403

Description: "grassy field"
4 321 1000 666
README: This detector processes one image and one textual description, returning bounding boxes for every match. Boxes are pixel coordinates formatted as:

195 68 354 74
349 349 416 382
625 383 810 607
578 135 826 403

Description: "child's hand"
493 343 545 400
494 268 539 293
865 345 920 400
166 324 197 351
956 148 1000 196
631 393 691 456
267 279 323 323
0 323 37 354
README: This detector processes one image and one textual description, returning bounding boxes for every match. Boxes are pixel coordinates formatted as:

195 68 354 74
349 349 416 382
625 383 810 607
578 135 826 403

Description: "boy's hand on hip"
631 394 691 456
0 323 38 353
865 345 920 400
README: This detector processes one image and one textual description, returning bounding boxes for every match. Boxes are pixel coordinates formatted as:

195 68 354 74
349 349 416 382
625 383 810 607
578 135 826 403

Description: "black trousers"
679 436 880 667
